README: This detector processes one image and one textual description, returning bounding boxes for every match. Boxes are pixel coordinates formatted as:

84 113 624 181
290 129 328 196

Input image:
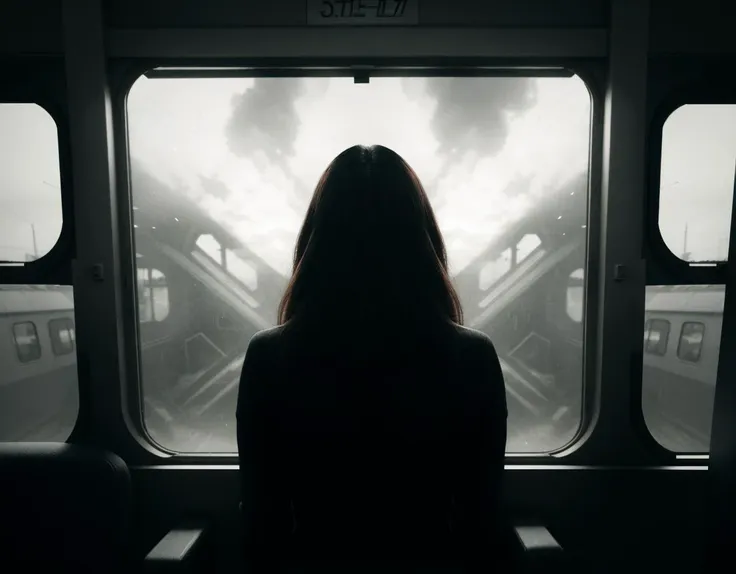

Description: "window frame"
12 320 42 363
111 60 603 463
644 318 670 356
640 72 736 457
645 82 736 287
0 58 76 286
48 317 76 356
137 267 170 324
677 320 706 363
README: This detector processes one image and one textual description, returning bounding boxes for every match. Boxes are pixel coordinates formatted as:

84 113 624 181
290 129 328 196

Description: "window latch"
92 263 104 282
613 264 625 281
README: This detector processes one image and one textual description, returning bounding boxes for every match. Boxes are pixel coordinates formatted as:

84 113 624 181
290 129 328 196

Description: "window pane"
226 249 258 291
678 322 705 363
659 104 736 262
0 285 78 441
642 285 721 452
0 104 63 263
13 321 41 362
128 75 592 453
137 267 169 323
645 319 670 356
49 317 75 356
566 268 584 322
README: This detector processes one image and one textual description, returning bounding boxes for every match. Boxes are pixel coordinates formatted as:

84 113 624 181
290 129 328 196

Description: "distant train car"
0 285 78 441
641 285 724 451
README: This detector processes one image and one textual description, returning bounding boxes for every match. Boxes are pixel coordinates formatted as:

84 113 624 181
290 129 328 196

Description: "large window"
128 74 592 453
643 103 736 454
0 285 78 441
658 104 736 262
0 104 63 264
642 285 722 453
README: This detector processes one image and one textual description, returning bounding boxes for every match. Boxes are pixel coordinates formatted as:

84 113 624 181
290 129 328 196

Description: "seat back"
0 442 131 572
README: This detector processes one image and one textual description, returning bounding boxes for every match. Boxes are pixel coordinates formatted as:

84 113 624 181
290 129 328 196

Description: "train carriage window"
678 321 705 363
194 234 259 291
13 321 41 362
225 249 258 291
137 268 169 322
48 318 75 356
0 104 63 263
479 248 512 291
642 285 722 453
644 319 670 356
128 73 592 453
658 105 736 262
566 268 584 322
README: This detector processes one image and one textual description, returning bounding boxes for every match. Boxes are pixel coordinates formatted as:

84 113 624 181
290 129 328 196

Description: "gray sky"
0 81 733 268
659 104 736 261
0 104 62 262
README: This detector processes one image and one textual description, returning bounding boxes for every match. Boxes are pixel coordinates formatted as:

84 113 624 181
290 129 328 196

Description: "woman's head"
277 145 462 326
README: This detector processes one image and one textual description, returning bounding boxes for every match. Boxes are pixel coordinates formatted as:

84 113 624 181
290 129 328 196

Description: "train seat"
0 442 132 572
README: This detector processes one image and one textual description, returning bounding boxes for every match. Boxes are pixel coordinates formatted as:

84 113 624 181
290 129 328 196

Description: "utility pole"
681 223 691 261
31 223 38 259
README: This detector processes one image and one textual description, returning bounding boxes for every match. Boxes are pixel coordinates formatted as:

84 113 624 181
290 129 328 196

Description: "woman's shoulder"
246 324 287 357
449 323 499 355
246 321 499 360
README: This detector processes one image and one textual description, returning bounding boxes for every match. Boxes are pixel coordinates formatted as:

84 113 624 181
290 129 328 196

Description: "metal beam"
62 0 135 451
570 0 655 463
106 27 607 59
707 161 736 568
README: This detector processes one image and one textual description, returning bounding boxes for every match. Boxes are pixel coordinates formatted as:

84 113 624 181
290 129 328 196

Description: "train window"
48 318 75 356
0 104 63 264
479 248 512 291
678 322 705 363
137 268 169 323
195 234 259 291
658 104 736 262
642 285 722 452
13 321 41 362
225 250 258 291
566 268 584 322
127 73 592 453
644 319 670 356
516 234 542 262
0 285 78 441
195 234 223 263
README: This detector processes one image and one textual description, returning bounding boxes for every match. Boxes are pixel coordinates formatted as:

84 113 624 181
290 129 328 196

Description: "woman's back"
237 319 508 562
236 145 510 570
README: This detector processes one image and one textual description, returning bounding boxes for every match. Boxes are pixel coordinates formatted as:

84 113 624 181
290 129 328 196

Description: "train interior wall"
2 0 735 571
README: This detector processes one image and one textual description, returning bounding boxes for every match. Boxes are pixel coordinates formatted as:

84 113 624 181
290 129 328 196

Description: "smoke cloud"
225 78 306 163
421 77 537 157
225 78 309 211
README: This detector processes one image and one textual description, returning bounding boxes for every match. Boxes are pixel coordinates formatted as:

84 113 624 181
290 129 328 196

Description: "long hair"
277 145 463 327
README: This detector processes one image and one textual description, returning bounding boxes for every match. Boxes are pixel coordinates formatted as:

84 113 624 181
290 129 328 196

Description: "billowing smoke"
226 78 305 160
422 77 537 158
403 77 538 205
400 76 540 263
225 78 309 211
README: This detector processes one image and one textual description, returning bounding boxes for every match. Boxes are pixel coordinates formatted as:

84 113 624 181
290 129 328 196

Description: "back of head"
278 145 462 341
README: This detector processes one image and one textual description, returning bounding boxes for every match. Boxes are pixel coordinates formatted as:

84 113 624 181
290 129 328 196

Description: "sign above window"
307 0 419 26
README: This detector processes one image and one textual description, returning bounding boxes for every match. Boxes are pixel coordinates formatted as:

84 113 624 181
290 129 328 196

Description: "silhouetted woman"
237 145 509 572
